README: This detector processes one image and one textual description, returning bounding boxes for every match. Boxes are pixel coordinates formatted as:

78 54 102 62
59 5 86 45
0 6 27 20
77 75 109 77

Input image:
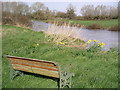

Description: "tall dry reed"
45 21 82 45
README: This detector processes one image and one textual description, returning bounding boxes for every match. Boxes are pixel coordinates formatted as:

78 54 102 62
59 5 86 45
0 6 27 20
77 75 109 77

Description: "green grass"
45 19 118 29
2 25 118 88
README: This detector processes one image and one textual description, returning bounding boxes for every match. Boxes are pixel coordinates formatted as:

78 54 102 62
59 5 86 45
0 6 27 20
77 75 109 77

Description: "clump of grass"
86 40 105 53
45 21 83 45
109 25 120 31
86 24 104 30
45 20 82 28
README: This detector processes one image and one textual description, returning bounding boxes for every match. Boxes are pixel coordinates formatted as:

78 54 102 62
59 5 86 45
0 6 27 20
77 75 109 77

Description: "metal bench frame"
6 55 74 88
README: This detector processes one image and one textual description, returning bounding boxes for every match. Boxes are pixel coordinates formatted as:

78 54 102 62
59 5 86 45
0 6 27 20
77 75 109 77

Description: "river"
32 20 119 51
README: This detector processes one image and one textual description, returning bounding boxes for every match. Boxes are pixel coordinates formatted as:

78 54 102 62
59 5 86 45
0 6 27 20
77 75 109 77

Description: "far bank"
43 19 119 31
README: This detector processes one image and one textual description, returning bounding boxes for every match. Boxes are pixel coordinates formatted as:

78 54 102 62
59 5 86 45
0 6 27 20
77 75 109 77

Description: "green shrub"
87 43 101 53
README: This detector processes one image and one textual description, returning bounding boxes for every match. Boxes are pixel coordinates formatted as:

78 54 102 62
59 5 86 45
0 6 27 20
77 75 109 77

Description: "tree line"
2 2 118 22
2 2 56 21
2 2 32 27
56 4 118 20
81 5 118 20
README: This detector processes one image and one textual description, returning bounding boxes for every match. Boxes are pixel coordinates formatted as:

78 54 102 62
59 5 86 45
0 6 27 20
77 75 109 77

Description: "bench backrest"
7 56 60 78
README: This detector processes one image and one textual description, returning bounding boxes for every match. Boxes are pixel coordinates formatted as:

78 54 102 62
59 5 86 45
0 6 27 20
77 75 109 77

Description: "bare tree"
109 6 118 19
81 4 118 20
2 2 31 27
66 4 76 19
81 5 94 19
2 2 30 15
31 2 45 12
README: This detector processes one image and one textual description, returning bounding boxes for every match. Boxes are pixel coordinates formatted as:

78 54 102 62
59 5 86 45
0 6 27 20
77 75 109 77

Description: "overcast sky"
1 0 119 2
1 0 119 16
28 1 118 16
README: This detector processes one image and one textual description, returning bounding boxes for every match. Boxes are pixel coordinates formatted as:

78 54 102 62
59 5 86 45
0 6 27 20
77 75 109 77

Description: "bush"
86 24 104 30
74 16 84 20
109 25 120 31
2 17 15 25
2 12 32 28
55 12 66 18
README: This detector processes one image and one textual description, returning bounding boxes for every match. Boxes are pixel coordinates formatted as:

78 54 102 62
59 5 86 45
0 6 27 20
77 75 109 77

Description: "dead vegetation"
45 21 86 47
109 25 120 31
86 24 104 30
2 12 32 28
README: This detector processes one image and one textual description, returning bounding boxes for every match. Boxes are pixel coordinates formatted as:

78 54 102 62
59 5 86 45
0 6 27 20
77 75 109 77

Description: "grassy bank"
44 19 118 30
2 25 118 88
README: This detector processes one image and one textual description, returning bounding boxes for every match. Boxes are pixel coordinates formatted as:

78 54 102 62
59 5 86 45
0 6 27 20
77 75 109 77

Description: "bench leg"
67 76 71 88
15 70 24 76
59 78 65 88
19 71 24 76
10 64 24 81
10 63 14 81
59 72 73 88
60 76 71 88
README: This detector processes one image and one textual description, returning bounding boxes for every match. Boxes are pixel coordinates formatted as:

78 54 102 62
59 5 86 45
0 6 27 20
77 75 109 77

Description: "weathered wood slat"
9 58 56 67
8 56 55 64
12 64 59 78
11 62 58 71
8 56 60 78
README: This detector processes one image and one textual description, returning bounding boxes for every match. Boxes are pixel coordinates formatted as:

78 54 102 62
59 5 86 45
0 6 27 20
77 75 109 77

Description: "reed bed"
45 21 83 45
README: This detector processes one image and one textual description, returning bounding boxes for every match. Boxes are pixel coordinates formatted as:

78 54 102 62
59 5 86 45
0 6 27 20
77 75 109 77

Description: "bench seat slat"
10 58 56 67
11 62 58 71
8 56 56 64
7 56 60 78
12 64 59 78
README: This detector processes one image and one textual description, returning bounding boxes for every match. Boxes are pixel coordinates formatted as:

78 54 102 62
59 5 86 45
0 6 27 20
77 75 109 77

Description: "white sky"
1 0 119 2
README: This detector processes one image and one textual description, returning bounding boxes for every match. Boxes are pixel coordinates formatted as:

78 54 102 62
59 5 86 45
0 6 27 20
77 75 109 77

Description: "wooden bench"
6 55 74 88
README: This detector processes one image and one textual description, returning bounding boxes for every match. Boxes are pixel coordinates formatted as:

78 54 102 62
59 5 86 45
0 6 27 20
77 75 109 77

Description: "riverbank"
2 25 118 88
44 19 119 31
